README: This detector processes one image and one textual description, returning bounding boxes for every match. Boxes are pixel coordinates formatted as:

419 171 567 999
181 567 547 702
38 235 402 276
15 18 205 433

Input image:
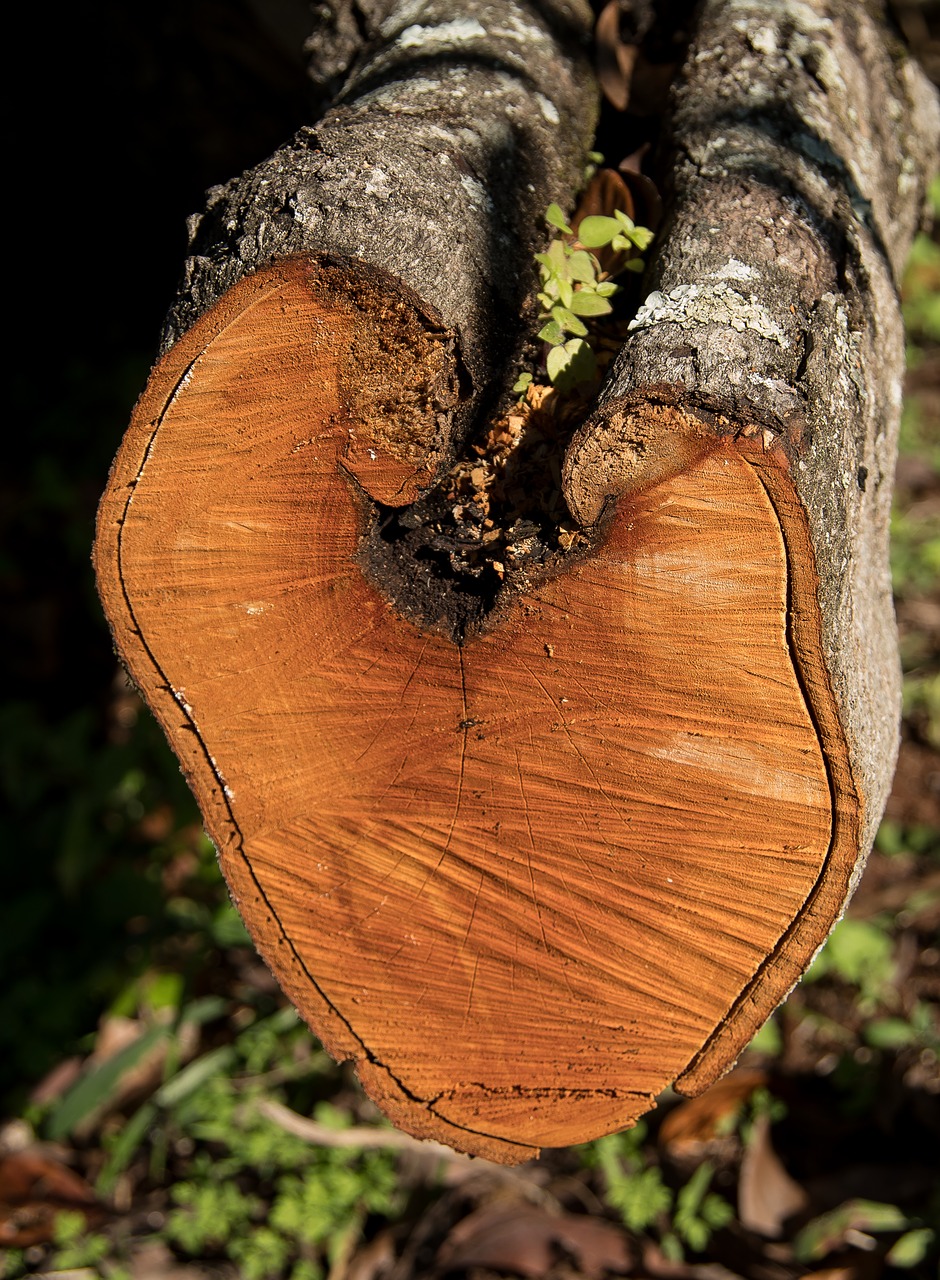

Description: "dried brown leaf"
595 1 638 111
737 1113 808 1237
0 1150 105 1248
435 1203 632 1278
659 1070 768 1156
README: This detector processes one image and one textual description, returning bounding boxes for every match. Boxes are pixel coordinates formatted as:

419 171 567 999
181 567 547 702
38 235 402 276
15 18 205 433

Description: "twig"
257 1098 471 1163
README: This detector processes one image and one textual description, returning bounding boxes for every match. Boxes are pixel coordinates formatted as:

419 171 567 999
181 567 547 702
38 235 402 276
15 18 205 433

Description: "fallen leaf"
595 1 638 111
573 168 636 225
435 1203 632 1277
737 1113 808 1237
0 1150 105 1248
617 153 664 233
659 1070 768 1156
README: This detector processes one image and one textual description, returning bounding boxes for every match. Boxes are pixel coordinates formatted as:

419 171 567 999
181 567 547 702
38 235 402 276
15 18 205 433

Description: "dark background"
4 0 326 1102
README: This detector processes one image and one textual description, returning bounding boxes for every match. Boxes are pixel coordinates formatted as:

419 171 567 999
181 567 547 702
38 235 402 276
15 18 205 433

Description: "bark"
95 0 939 1162
166 0 598 437
563 0 939 1089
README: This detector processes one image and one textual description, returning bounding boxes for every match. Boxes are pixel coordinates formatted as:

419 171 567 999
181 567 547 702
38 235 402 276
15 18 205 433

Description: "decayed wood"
95 0 939 1163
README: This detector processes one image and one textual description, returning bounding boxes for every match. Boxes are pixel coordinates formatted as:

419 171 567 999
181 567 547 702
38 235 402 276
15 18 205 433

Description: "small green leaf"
180 995 230 1026
538 320 565 345
547 239 569 273
614 210 637 231
604 1164 673 1232
795 1200 912 1263
545 202 573 234
547 338 596 389
557 278 574 309
863 1017 919 1049
567 250 598 283
546 344 570 384
144 970 185 1011
659 1231 684 1262
97 1103 158 1195
569 291 613 317
595 281 619 297
155 1045 237 1108
630 225 655 251
887 1228 934 1268
577 215 624 247
625 258 646 272
551 305 588 336
805 918 894 996
513 372 533 393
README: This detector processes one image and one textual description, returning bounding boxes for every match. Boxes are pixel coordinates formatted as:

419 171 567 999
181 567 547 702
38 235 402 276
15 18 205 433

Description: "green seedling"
524 198 653 392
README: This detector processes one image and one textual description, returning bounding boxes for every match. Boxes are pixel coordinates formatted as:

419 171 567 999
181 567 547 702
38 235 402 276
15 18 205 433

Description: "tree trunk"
94 0 938 1162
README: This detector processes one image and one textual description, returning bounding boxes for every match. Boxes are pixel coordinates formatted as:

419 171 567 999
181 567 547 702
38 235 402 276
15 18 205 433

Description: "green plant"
107 1006 401 1276
666 1161 735 1258
515 199 653 393
161 1107 404 1278
803 916 896 1010
580 1127 733 1259
794 1199 934 1268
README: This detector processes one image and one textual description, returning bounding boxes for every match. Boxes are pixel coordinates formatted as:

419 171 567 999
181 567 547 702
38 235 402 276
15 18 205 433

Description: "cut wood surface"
95 0 939 1161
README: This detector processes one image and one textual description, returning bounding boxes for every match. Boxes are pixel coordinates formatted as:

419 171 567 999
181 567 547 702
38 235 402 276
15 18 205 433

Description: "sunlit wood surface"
96 260 859 1162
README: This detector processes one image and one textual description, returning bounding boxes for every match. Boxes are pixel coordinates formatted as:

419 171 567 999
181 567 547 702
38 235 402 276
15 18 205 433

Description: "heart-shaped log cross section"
96 257 858 1162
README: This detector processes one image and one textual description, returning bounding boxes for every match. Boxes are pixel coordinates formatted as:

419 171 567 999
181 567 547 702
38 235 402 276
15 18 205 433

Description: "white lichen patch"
747 24 778 56
459 172 493 210
363 167 392 199
714 257 758 282
728 0 832 40
747 371 800 400
396 19 487 49
392 75 443 96
787 29 847 98
492 12 547 44
628 282 790 346
535 93 560 124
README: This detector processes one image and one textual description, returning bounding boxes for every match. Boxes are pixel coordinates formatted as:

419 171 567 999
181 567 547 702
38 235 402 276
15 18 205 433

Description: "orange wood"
95 259 857 1161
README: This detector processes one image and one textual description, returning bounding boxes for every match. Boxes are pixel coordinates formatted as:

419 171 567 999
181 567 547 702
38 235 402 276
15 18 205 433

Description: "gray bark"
565 0 940 869
164 0 598 440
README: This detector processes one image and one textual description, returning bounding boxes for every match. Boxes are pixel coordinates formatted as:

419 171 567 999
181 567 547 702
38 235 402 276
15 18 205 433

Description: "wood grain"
96 259 852 1159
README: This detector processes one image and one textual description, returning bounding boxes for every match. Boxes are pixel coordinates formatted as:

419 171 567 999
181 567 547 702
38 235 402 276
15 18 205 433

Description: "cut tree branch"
95 0 938 1163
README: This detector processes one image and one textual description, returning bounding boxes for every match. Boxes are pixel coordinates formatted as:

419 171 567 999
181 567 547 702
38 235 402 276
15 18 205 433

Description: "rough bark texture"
95 0 939 1160
567 0 939 904
167 0 598 439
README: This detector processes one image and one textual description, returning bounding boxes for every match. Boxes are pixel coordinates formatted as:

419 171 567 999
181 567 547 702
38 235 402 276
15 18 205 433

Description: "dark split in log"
95 0 939 1161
